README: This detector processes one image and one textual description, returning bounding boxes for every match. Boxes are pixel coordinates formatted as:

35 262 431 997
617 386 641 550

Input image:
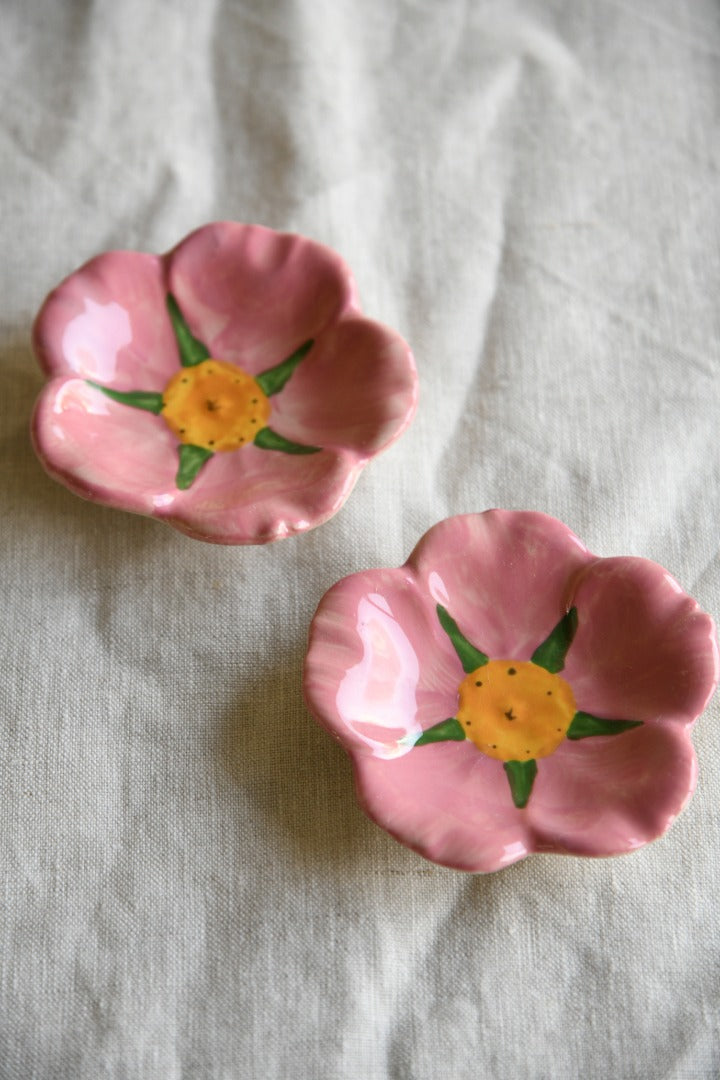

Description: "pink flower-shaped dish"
304 511 719 872
31 222 417 543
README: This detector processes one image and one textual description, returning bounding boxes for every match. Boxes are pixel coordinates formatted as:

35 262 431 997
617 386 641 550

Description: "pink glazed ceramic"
303 511 719 872
32 222 417 544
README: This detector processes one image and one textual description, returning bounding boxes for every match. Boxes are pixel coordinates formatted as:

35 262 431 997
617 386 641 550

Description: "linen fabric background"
1 1 719 1077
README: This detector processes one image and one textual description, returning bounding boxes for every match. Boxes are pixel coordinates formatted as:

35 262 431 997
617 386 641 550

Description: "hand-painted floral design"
418 603 644 809
32 222 417 543
85 292 321 492
303 511 719 872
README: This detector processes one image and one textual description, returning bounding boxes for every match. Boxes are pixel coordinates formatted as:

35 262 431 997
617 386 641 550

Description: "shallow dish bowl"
32 222 417 544
303 510 718 872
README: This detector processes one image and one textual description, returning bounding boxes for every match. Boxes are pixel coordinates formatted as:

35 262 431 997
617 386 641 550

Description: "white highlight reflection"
336 593 421 759
428 570 449 606
54 380 110 416
662 572 684 595
498 841 529 865
61 299 132 381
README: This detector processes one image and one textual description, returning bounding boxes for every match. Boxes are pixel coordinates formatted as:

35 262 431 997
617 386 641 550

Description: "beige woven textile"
1 1 719 1077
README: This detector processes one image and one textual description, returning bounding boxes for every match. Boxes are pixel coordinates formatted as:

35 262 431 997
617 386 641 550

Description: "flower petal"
526 723 697 856
354 748 534 872
155 445 360 544
565 556 719 727
33 251 178 389
304 570 463 758
269 316 418 455
166 222 357 374
32 377 179 515
406 511 595 660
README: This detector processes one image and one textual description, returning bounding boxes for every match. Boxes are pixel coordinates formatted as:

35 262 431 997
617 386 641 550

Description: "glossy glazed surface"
32 222 418 543
304 511 719 872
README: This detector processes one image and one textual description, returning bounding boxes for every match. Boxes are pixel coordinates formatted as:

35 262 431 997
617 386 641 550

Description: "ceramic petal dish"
304 511 719 872
32 222 417 544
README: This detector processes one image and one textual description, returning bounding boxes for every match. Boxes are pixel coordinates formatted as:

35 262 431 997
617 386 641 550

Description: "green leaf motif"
167 293 211 368
414 717 466 746
504 759 538 809
256 340 314 396
566 712 643 740
531 607 578 673
436 605 489 673
87 382 164 414
254 427 321 454
176 444 213 489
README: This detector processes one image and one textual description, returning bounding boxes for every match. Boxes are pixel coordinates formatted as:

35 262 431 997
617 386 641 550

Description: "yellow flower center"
161 359 271 451
456 659 577 762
